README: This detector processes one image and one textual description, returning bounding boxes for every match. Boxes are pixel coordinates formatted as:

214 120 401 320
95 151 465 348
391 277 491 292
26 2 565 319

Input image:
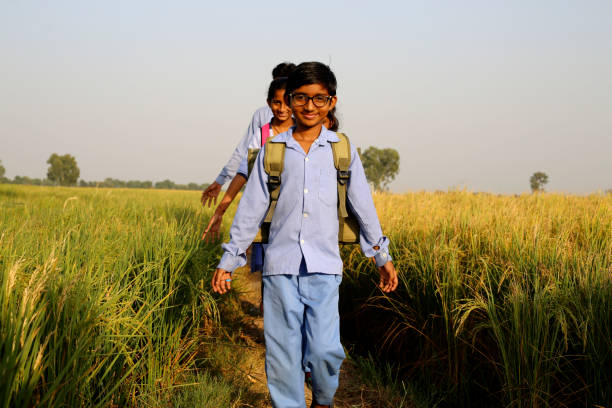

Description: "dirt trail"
231 269 378 408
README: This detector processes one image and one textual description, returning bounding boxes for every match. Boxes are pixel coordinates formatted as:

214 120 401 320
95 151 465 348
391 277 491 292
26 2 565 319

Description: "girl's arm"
345 142 398 292
213 148 271 293
201 173 247 242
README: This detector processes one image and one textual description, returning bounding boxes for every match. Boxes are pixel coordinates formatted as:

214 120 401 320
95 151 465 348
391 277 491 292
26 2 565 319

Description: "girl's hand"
212 268 232 294
201 182 222 207
201 211 224 242
378 261 398 293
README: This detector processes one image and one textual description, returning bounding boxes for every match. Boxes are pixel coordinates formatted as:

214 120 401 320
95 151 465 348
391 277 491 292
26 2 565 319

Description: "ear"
329 95 337 110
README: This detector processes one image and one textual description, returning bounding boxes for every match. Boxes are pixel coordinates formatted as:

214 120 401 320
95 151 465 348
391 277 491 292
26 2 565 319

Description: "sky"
1 1 611 194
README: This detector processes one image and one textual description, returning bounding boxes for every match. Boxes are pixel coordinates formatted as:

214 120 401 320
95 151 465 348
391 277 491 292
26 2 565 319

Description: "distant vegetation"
47 153 80 186
530 171 549 192
78 178 210 191
360 146 400 191
0 155 209 191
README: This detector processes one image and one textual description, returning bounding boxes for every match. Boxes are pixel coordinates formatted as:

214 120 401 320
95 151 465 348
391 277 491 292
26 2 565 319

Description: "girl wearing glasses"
201 79 340 249
212 62 398 408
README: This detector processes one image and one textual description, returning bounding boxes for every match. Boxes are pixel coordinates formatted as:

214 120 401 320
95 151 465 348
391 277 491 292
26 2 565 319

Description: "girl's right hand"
201 182 222 207
211 268 232 294
378 261 398 293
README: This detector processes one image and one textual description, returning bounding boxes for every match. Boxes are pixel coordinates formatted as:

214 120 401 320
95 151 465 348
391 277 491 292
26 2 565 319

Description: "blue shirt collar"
271 125 340 147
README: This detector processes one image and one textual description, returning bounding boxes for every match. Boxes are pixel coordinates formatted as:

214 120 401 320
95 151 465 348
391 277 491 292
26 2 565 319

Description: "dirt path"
229 269 383 408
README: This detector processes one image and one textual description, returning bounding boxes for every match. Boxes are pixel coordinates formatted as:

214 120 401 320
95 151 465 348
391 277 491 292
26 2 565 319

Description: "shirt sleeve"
217 148 270 272
237 128 262 179
214 106 271 185
345 142 392 267
237 157 248 179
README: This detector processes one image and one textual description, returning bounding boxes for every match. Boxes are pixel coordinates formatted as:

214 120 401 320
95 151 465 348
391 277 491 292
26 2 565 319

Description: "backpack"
247 129 360 244
246 123 272 176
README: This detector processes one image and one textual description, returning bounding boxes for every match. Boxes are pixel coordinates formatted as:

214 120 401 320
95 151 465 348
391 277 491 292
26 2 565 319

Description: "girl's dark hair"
267 77 288 101
326 107 340 131
272 62 296 79
285 62 337 97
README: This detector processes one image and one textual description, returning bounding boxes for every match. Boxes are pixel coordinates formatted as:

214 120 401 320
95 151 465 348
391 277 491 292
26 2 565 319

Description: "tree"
530 171 549 193
360 147 400 191
0 160 5 179
47 153 80 186
155 179 176 190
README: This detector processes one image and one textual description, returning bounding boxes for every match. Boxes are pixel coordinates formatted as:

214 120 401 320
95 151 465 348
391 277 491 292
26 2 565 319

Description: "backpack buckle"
267 175 281 192
337 170 351 185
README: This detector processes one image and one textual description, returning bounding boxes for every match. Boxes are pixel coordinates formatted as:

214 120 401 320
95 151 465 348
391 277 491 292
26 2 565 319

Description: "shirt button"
300 239 305 244
305 157 309 162
304 188 309 194
303 213 308 218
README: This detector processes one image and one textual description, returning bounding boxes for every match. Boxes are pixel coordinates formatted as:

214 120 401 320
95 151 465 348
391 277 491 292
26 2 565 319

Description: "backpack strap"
261 122 271 146
331 132 351 219
262 141 285 224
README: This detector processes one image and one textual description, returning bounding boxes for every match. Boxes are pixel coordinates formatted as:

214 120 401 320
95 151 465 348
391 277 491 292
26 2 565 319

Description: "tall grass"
0 185 222 407
3 185 610 407
340 191 611 407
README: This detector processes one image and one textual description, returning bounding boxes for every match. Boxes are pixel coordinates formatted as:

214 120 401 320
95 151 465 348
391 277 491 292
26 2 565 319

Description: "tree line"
1 148 403 193
0 155 209 191
6 152 598 194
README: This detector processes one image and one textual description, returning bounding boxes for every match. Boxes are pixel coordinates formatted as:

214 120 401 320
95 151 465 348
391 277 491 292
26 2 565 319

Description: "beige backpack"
247 133 360 244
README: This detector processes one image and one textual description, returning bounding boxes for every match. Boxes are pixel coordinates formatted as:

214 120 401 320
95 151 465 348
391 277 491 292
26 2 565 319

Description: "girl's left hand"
378 261 398 293
212 268 233 294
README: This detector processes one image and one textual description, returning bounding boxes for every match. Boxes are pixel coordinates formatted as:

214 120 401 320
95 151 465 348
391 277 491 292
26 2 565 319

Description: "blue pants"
263 268 344 407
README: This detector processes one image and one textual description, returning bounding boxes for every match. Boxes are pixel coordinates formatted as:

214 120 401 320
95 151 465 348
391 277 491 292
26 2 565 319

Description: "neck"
294 122 323 140
271 116 293 131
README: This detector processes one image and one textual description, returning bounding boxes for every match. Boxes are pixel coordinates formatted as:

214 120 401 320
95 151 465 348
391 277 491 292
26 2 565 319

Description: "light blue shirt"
214 105 273 185
218 126 391 275
236 121 274 177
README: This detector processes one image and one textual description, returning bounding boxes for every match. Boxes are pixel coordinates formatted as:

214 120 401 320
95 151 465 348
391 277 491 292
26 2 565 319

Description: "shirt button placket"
301 155 311 252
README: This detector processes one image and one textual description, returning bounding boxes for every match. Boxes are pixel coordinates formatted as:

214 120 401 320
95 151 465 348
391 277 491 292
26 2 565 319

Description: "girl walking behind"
201 76 294 248
201 63 296 208
212 62 398 408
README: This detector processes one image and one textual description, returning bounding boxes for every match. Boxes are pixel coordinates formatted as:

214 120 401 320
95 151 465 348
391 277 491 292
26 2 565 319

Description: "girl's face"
267 88 292 122
288 83 337 129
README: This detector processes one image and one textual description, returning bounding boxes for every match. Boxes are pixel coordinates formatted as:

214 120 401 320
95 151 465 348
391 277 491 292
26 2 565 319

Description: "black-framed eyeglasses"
289 93 333 108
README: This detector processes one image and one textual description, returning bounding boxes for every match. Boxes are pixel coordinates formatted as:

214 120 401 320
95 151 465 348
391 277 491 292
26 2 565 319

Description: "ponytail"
326 107 339 132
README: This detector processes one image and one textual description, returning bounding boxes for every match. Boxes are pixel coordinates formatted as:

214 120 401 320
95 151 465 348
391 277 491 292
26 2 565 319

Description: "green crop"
0 185 224 407
340 191 611 407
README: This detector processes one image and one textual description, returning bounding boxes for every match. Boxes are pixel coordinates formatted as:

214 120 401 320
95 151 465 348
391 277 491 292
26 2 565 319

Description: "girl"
201 76 295 245
201 62 296 208
212 62 398 408
201 83 340 249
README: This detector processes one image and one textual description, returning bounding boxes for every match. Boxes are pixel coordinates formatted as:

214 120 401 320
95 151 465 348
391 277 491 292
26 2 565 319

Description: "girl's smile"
268 89 292 122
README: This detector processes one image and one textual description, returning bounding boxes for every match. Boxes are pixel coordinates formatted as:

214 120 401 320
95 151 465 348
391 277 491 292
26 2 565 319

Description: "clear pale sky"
1 1 611 194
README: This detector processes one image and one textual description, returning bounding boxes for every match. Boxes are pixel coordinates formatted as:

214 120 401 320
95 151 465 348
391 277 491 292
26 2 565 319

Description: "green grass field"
0 185 234 407
341 191 611 407
1 185 610 407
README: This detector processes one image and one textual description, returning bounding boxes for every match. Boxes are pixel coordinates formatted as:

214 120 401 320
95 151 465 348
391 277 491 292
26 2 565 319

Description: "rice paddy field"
1 184 610 407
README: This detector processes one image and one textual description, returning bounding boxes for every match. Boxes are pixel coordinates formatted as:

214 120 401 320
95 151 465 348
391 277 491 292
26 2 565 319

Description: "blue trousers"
263 268 344 407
